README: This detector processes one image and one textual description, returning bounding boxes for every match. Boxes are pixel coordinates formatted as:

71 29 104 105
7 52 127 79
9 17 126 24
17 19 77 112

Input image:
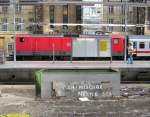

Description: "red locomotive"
16 34 124 60
16 34 72 59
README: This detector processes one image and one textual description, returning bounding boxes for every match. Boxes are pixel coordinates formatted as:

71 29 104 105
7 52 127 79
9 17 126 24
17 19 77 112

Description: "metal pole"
110 36 112 63
13 0 16 61
70 39 73 63
124 0 128 62
52 43 55 63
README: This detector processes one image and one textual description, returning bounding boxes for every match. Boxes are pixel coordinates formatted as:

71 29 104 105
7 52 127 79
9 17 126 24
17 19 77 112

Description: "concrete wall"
0 69 35 83
38 69 120 99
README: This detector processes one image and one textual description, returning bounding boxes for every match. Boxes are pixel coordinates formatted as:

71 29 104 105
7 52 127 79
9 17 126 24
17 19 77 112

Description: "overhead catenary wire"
0 23 137 27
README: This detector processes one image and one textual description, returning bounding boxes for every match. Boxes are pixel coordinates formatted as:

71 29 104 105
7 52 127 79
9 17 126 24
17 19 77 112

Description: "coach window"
139 42 145 49
20 37 25 43
114 38 119 44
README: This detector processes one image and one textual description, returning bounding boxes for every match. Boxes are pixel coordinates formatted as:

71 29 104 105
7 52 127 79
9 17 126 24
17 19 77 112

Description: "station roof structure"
0 0 150 6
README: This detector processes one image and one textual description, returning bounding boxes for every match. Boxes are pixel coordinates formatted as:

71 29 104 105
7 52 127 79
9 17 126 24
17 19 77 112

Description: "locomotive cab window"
114 38 119 44
139 42 145 49
19 37 25 43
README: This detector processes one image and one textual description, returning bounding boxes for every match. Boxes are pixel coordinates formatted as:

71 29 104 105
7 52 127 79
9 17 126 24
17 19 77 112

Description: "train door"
128 41 136 54
98 37 111 57
132 41 137 56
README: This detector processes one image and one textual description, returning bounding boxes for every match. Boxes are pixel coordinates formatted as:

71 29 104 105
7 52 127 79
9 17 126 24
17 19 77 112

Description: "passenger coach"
129 35 150 57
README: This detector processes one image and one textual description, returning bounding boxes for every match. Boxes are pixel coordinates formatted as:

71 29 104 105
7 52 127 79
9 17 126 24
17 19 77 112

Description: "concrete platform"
0 61 150 69
0 61 150 83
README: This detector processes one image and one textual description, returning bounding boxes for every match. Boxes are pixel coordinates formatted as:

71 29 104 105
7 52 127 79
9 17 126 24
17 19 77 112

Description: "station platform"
0 61 149 83
0 61 150 69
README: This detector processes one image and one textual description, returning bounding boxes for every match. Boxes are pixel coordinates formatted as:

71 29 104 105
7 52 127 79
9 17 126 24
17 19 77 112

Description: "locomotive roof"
129 35 150 39
16 34 64 37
